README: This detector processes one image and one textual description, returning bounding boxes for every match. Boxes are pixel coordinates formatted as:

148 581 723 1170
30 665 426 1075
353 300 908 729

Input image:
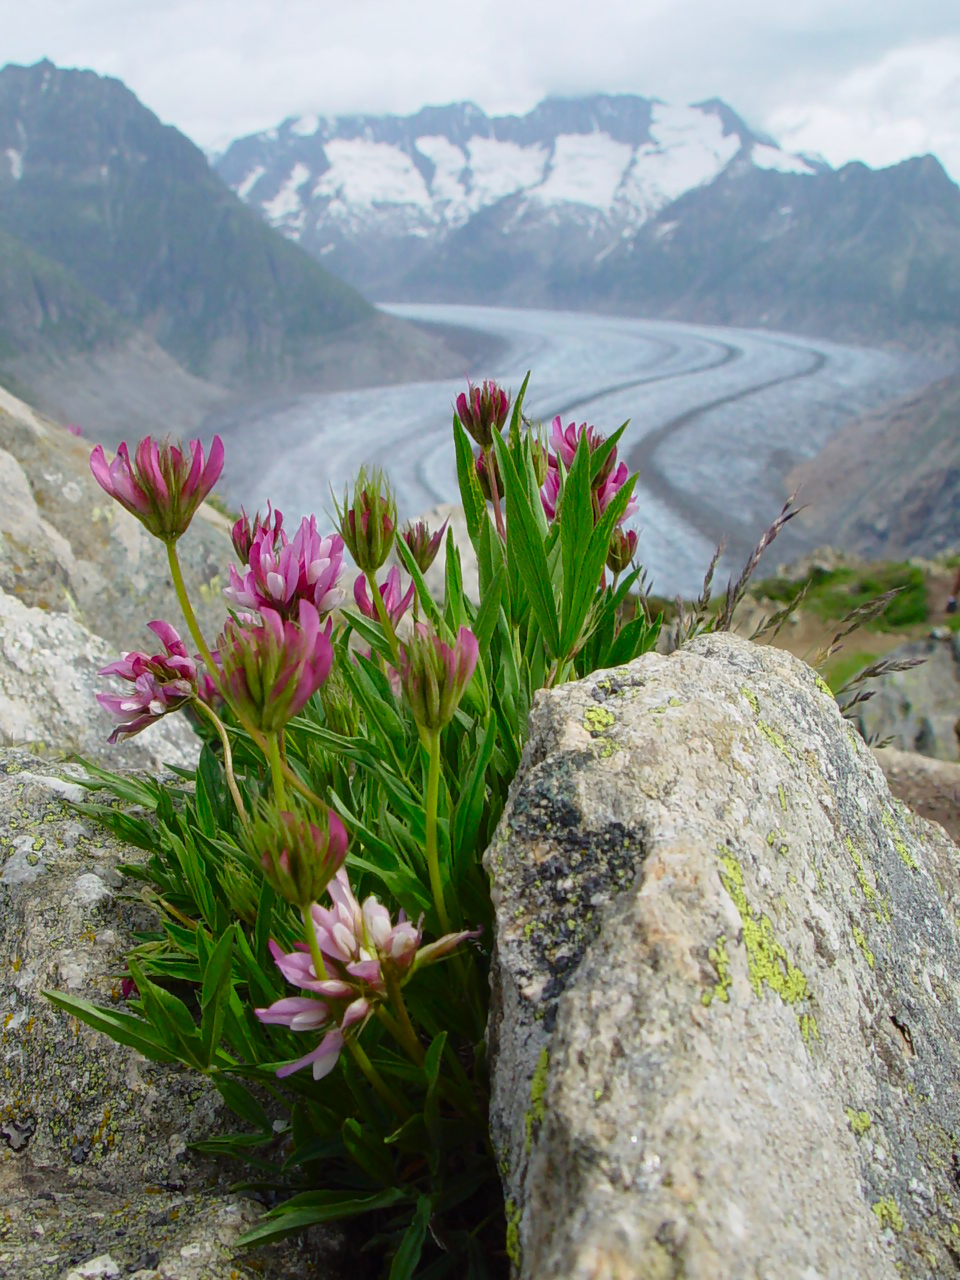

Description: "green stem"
382 969 425 1065
423 729 451 934
347 1037 410 1120
483 445 506 540
266 734 287 808
166 540 217 676
192 698 247 826
302 904 327 981
366 570 400 665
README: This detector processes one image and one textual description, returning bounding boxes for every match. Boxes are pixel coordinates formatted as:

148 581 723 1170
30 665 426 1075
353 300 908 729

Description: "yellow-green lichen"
846 1108 872 1136
844 836 891 924
505 1198 521 1267
815 674 832 696
524 1047 550 1153
872 1197 904 1233
741 687 760 715
584 706 616 734
778 785 787 813
852 924 875 969
717 851 816 1043
740 686 792 756
881 809 918 871
701 934 732 1007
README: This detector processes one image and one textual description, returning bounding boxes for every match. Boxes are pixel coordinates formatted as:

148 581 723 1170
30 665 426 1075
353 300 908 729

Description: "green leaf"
389 1196 432 1280
423 1031 446 1171
44 992 179 1064
443 528 466 632
453 415 487 545
200 926 235 1067
238 1190 408 1246
507 371 531 455
212 1073 272 1131
341 607 395 662
128 960 205 1069
562 474 637 663
589 421 628 487
473 566 504 659
559 431 595 655
451 717 496 881
341 1117 396 1185
493 432 559 658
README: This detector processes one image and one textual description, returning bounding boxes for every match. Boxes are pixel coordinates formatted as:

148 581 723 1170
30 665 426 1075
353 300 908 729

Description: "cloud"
767 39 960 179
1 0 958 179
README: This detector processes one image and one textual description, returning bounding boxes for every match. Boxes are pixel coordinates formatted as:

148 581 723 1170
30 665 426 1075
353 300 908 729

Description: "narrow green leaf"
342 1117 395 1185
507 370 531 455
443 527 465 631
451 717 496 880
237 1190 408 1246
473 566 504 659
44 992 179 1064
389 1196 432 1280
200 926 235 1067
563 475 637 663
559 431 595 655
212 1073 272 1131
453 416 487 546
493 432 559 657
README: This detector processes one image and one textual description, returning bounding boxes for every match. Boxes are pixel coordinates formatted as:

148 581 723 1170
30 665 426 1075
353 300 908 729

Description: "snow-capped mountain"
216 95 819 294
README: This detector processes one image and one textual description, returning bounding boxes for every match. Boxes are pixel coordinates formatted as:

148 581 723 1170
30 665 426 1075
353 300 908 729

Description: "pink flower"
231 503 283 564
456 380 510 449
400 518 447 574
540 458 560 521
90 435 224 542
226 515 344 621
97 620 198 742
276 1027 345 1081
217 598 333 732
399 625 479 732
540 417 638 527
353 566 414 629
65 423 83 437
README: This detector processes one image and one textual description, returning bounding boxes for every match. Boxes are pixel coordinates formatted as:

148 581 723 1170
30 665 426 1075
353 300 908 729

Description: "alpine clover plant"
56 374 660 1277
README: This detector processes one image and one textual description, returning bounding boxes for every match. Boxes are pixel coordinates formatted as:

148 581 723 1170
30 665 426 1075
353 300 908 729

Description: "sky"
2 0 959 179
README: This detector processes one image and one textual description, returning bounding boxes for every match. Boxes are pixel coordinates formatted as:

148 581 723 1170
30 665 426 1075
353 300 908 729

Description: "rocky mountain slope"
0 60 471 439
788 371 960 558
219 95 960 352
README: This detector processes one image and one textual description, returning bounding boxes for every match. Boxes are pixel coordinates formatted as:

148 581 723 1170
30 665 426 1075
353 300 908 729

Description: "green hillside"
0 60 372 386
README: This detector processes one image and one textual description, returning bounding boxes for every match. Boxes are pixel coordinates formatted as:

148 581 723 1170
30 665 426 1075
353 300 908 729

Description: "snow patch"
291 113 320 138
313 140 432 211
535 133 632 211
263 162 312 231
466 138 547 207
415 135 468 204
751 144 815 175
236 164 264 201
6 149 22 181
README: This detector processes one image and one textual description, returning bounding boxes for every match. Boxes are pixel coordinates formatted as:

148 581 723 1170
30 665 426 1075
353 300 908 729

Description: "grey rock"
875 745 960 845
0 749 341 1279
856 631 960 761
0 391 236 655
486 633 960 1279
0 584 199 770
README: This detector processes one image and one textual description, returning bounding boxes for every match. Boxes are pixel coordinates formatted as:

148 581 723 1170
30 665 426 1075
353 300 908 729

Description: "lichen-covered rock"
0 393 235 655
0 587 199 770
485 633 960 1279
856 630 960 761
876 745 960 845
0 750 339 1278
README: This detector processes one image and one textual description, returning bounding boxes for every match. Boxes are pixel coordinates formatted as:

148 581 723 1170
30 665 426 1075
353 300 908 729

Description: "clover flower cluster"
257 867 477 1079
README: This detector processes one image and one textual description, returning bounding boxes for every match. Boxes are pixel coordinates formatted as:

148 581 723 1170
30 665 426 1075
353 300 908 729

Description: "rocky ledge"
486 633 960 1279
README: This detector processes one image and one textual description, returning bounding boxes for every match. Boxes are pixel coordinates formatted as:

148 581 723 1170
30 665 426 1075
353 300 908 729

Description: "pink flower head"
353 566 415 629
226 515 344 621
548 417 607 473
606 526 638 575
398 624 479 732
97 620 198 742
456 380 510 449
217 598 333 732
361 897 423 973
400 518 447 574
65 423 83 437
90 434 224 542
335 468 396 573
540 458 561 522
597 462 638 523
232 502 283 564
256 806 350 908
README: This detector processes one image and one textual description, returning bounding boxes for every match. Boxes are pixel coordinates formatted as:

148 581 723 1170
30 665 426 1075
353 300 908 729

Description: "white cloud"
768 39 960 180
1 1 958 180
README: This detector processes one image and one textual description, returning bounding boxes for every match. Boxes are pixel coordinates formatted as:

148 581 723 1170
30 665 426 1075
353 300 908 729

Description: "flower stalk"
423 728 450 934
192 697 247 825
166 540 218 679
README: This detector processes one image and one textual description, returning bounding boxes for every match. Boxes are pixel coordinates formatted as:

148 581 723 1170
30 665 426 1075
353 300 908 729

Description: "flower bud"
606 527 638 575
400 518 447 574
217 598 333 733
399 624 479 733
232 502 283 563
90 434 224 542
456 380 510 449
335 468 396 573
250 802 348 909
